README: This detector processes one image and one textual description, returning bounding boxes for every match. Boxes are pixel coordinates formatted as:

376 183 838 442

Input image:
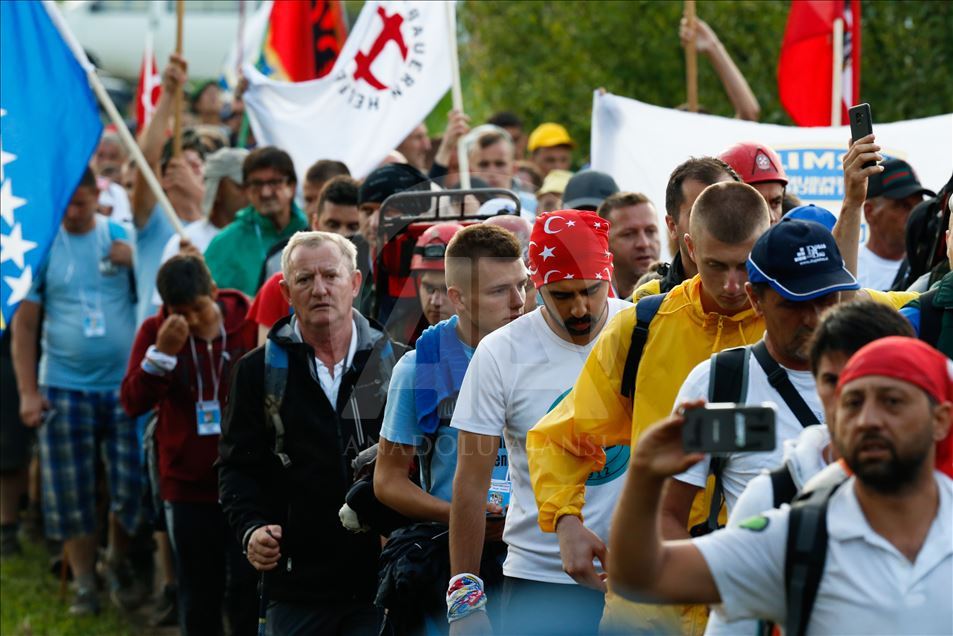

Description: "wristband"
446 573 487 623
144 345 178 374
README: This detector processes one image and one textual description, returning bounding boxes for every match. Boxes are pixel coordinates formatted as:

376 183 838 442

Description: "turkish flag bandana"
528 210 613 288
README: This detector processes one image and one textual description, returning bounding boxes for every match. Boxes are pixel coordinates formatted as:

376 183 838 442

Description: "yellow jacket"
528 275 766 532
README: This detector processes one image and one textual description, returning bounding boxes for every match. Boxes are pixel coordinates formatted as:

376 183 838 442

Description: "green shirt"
204 203 308 296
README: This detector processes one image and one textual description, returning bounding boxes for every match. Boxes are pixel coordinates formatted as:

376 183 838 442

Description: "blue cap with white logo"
782 204 837 232
746 220 859 301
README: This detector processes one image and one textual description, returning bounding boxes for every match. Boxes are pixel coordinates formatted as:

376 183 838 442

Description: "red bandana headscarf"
836 336 953 478
528 210 614 288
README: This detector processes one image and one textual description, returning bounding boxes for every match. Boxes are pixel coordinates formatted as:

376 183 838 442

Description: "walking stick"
257 571 268 636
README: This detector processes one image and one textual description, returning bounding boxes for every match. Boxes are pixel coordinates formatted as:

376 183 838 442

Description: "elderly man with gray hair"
218 231 404 634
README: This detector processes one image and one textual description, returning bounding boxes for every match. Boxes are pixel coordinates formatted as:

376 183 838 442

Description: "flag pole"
41 0 185 236
830 16 844 126
445 1 470 189
172 0 185 157
684 0 698 112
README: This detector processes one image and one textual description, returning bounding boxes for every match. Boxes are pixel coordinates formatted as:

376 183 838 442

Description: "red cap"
528 210 613 288
836 336 953 478
719 142 788 186
410 223 463 272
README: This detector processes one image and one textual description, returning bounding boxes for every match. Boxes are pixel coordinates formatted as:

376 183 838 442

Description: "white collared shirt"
695 472 953 635
294 319 358 407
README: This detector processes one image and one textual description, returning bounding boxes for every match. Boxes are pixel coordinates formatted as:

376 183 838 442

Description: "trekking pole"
257 571 268 636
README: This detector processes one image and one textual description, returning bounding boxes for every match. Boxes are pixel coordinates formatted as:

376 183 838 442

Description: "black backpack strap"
693 347 750 536
621 293 666 398
751 341 819 428
770 465 799 508
917 288 942 348
785 482 841 636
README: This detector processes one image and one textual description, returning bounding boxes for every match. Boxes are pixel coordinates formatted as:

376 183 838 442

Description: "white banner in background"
592 92 953 259
243 1 452 180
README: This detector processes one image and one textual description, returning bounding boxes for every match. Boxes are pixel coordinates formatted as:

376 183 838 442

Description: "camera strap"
751 341 819 428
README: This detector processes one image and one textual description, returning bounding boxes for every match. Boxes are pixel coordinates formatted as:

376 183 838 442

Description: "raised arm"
131 54 188 227
680 18 760 121
835 133 884 283
609 402 719 604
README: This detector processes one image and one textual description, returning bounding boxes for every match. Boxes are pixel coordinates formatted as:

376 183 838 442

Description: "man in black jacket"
219 231 402 635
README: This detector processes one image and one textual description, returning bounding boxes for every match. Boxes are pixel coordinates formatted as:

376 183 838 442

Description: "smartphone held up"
682 403 777 455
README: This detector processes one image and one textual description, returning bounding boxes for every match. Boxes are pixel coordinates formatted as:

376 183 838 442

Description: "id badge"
82 308 106 338
487 479 511 510
195 400 222 436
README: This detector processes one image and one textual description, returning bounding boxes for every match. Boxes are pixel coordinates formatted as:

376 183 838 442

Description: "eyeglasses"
246 177 289 192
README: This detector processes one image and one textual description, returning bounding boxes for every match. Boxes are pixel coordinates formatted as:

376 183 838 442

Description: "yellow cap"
536 169 573 196
527 123 574 152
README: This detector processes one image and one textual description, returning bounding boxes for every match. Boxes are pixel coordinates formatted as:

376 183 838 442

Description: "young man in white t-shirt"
608 336 953 636
446 210 630 635
661 219 859 532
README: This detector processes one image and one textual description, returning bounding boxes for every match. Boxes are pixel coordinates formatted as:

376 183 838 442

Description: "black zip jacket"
218 310 403 603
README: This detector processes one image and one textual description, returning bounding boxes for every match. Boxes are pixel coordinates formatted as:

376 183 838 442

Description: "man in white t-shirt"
857 158 934 291
661 219 859 534
447 210 630 635
608 335 953 636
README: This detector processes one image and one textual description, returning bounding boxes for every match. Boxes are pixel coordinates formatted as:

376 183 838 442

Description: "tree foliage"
458 0 953 162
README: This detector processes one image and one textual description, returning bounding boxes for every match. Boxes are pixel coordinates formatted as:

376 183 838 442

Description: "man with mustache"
660 219 860 533
447 210 630 635
609 335 953 635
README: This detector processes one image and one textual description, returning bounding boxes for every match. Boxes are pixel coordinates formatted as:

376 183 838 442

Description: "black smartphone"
682 404 776 455
848 103 875 169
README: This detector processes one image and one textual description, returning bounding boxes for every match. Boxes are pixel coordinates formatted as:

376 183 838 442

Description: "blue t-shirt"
26 216 137 391
134 205 174 324
380 344 509 503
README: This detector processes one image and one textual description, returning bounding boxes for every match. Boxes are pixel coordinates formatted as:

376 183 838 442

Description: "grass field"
1 541 148 636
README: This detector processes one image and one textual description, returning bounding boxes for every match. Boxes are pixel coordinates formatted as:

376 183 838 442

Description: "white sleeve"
727 472 776 527
693 507 788 624
450 341 506 437
673 359 714 488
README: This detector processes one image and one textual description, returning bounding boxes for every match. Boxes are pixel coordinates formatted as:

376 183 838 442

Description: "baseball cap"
782 204 837 232
747 220 859 301
202 147 248 217
562 170 619 210
719 142 788 187
358 163 429 206
866 158 935 200
537 169 573 197
527 123 574 152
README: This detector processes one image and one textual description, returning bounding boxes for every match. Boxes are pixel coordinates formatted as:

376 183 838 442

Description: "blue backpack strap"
785 481 841 636
917 288 942 348
264 338 292 468
621 293 666 399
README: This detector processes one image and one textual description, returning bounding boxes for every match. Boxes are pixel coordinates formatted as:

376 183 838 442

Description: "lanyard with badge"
61 228 108 338
487 440 511 512
189 323 227 436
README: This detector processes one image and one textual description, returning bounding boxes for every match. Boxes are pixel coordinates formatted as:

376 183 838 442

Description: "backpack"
780 480 844 636
692 341 821 536
916 286 945 351
620 293 666 399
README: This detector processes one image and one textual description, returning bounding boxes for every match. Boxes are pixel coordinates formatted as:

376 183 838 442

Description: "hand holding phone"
848 103 876 169
682 403 776 455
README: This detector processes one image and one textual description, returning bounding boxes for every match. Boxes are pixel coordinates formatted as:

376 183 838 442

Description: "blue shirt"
134 205 174 324
380 344 509 503
27 216 137 391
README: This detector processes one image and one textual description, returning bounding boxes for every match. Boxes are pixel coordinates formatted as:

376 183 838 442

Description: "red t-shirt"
247 271 291 329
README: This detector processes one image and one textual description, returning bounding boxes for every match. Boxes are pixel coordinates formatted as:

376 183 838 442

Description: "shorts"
0 353 33 472
37 387 143 540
